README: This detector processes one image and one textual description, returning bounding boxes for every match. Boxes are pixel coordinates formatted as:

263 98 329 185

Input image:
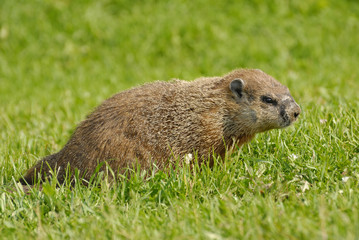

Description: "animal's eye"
261 96 276 104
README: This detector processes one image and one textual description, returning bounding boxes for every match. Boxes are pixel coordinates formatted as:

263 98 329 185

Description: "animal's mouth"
280 112 291 128
281 121 292 128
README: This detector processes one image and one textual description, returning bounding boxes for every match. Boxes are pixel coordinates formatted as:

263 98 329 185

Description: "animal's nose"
293 105 301 119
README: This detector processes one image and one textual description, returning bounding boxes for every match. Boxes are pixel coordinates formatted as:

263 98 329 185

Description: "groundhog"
20 69 301 185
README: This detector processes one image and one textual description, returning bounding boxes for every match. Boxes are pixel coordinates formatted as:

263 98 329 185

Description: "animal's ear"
229 78 245 98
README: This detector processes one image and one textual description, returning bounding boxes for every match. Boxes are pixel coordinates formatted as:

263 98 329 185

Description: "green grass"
1 0 359 239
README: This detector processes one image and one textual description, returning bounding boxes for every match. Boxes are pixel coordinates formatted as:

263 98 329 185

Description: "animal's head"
225 69 301 134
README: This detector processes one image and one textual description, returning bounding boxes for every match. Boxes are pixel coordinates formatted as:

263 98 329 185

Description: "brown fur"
20 69 301 185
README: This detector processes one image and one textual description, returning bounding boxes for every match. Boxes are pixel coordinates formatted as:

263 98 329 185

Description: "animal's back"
21 79 226 184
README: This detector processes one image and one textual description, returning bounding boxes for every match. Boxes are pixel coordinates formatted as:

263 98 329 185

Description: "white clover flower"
342 176 350 183
184 153 193 165
301 181 310 192
290 154 298 160
320 119 327 124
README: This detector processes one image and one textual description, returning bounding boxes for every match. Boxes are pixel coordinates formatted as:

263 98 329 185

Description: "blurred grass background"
1 0 359 239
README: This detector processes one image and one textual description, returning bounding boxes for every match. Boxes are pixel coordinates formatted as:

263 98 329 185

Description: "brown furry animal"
20 69 301 185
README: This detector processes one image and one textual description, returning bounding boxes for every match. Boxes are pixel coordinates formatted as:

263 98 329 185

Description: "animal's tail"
19 153 59 185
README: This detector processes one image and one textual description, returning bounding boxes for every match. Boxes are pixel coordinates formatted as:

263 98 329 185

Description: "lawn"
1 0 359 239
